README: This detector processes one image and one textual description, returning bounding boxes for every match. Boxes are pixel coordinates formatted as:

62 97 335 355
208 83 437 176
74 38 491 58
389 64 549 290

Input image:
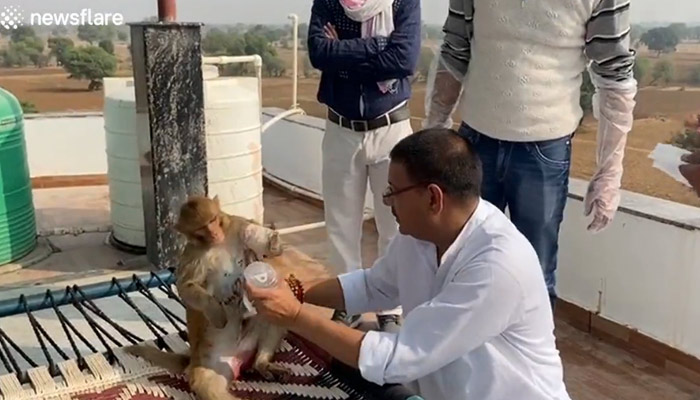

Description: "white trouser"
322 116 413 316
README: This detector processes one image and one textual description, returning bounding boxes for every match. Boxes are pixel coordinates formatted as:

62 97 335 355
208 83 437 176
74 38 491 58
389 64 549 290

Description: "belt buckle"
351 120 368 132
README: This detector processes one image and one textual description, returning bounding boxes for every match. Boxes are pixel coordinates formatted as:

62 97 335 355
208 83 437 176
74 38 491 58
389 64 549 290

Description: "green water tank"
0 87 36 265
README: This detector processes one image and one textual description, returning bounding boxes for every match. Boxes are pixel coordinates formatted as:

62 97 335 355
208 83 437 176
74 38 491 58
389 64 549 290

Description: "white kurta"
338 199 572 400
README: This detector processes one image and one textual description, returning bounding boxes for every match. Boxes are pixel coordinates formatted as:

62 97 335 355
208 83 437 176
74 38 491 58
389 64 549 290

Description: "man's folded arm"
355 256 523 385
307 0 389 72
347 0 422 81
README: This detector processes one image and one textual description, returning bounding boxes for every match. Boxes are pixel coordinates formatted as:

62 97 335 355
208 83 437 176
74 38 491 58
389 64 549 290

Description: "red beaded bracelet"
285 274 304 303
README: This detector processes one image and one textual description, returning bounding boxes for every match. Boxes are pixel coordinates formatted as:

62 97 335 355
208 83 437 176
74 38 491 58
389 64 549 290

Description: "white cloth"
583 66 637 233
339 0 397 93
649 143 693 187
322 116 412 316
457 0 599 141
338 199 572 400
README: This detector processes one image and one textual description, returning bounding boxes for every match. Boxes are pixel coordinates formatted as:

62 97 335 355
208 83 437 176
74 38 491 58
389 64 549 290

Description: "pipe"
157 0 176 22
202 55 263 114
261 108 305 133
37 225 112 237
288 14 299 109
277 212 373 236
0 269 175 318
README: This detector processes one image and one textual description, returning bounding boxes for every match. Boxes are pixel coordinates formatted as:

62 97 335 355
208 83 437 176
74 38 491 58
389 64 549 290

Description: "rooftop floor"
0 184 698 399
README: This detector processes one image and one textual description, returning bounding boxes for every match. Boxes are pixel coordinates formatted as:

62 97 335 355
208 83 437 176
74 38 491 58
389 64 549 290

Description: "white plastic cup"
244 261 278 288
242 261 278 316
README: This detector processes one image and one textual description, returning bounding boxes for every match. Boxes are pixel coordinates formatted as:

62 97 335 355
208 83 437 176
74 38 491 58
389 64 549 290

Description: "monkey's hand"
205 299 228 329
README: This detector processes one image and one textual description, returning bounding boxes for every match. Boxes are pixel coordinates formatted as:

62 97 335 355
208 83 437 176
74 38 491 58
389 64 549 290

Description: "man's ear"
427 183 444 213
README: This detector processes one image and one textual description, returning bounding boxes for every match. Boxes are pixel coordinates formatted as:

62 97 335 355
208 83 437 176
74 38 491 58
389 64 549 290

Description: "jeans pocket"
529 136 572 168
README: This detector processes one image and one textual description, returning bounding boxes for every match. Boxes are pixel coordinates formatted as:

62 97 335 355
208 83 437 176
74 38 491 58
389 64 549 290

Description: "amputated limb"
241 224 283 260
423 52 465 130
190 366 243 400
583 66 637 233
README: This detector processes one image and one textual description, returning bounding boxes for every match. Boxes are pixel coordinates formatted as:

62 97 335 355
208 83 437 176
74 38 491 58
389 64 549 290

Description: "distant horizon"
0 0 698 27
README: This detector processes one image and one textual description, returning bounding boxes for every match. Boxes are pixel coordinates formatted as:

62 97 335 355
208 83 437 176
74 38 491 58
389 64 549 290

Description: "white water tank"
103 66 264 250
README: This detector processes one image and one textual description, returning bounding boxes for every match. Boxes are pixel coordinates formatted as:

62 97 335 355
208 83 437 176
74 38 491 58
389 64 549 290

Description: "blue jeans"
457 123 572 307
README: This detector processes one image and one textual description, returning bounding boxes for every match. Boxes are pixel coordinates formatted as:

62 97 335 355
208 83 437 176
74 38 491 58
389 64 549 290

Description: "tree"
633 57 651 85
11 26 37 43
99 39 115 55
77 25 115 44
689 66 700 85
20 100 37 114
51 26 69 36
641 27 680 56
579 69 595 113
62 46 117 90
297 23 308 41
668 23 689 41
0 40 44 67
303 56 317 78
650 59 674 86
630 24 648 47
48 37 74 65
263 53 286 77
117 31 128 42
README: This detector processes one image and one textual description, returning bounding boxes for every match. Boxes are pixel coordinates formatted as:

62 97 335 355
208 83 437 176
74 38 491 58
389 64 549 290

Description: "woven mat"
0 333 414 400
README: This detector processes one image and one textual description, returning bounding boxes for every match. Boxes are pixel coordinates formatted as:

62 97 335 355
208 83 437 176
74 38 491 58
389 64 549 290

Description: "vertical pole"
288 14 299 110
129 21 207 269
158 0 177 22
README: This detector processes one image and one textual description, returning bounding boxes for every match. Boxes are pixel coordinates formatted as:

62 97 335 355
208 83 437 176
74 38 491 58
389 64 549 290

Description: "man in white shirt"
245 128 571 400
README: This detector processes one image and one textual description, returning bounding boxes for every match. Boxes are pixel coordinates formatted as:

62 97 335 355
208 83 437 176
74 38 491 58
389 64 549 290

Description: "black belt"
328 104 410 132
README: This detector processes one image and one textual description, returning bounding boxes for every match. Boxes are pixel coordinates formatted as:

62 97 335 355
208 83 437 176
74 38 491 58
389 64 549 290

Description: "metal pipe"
261 108 305 133
277 212 373 236
157 0 176 22
288 14 299 109
0 269 175 318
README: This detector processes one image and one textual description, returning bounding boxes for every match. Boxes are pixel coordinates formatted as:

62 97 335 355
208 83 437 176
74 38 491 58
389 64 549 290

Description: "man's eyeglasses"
382 182 427 206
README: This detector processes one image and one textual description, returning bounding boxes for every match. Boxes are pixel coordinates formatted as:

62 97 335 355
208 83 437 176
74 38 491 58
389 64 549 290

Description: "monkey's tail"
124 345 190 374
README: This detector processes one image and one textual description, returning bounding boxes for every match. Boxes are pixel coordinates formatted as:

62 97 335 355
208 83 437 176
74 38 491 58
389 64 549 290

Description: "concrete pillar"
129 21 207 269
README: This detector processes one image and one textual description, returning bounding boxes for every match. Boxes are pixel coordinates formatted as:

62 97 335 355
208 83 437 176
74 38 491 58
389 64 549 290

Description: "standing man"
307 0 421 330
424 0 638 307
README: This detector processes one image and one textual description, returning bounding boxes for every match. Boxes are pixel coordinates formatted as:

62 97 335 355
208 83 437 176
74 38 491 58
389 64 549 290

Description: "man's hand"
324 23 339 40
245 279 302 327
681 150 700 164
680 150 700 197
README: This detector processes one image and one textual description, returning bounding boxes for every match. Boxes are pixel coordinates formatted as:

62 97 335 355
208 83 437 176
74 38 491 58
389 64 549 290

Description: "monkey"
125 195 291 400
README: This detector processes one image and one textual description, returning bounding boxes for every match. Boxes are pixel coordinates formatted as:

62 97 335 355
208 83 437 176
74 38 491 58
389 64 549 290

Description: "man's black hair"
389 128 482 200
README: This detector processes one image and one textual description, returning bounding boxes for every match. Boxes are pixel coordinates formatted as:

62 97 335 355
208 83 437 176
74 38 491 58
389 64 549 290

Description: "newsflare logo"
0 6 23 30
0 6 124 30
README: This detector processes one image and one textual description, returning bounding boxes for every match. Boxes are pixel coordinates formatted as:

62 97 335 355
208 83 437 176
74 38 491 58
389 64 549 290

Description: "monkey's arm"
176 258 228 329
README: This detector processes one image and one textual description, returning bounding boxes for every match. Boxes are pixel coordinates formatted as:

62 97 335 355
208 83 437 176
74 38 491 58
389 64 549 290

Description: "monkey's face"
193 215 226 245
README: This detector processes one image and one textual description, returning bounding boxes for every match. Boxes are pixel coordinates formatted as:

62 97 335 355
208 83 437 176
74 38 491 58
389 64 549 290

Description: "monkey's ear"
212 195 220 207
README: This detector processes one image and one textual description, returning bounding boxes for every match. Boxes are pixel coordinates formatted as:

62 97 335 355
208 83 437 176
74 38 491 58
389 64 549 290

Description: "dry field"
1 43 699 208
